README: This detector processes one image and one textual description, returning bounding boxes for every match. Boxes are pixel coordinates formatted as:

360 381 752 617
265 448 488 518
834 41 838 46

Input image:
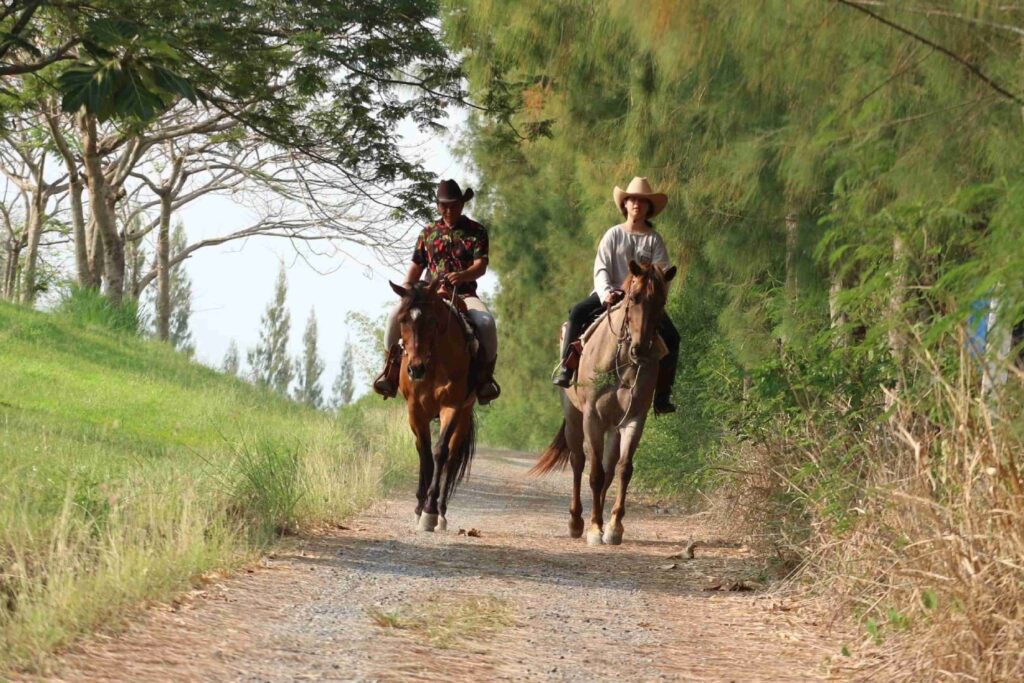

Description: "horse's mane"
398 281 440 314
622 263 669 301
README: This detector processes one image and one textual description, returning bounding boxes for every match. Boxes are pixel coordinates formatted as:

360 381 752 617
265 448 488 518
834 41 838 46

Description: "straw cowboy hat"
436 179 475 204
613 177 668 218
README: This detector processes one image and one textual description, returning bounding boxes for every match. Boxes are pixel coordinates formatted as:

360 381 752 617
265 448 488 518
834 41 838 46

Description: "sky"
177 107 494 400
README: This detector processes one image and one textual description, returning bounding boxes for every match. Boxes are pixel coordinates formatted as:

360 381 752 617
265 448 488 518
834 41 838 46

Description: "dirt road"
48 449 846 682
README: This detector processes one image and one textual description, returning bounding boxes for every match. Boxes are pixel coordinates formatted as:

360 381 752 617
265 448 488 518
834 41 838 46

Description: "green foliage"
293 309 325 409
55 285 139 334
247 265 294 395
444 0 1024 498
0 301 412 671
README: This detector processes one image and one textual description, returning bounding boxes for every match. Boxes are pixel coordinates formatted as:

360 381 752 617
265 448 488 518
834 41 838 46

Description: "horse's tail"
443 411 476 502
529 419 570 476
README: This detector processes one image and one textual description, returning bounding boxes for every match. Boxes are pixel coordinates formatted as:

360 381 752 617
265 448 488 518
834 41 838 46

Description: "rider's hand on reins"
604 289 624 308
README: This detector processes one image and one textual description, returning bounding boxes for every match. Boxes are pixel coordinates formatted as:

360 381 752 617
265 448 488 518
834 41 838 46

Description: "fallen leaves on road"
703 580 760 592
664 540 699 560
457 528 482 537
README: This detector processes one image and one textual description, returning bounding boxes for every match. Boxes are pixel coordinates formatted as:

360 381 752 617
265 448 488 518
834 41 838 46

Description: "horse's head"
622 260 677 361
390 279 444 381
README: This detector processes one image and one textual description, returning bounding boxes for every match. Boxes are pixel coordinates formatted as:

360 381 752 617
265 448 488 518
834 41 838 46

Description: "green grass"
0 301 413 673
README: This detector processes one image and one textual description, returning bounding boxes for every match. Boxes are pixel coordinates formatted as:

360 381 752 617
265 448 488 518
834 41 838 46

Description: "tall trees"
247 265 293 395
293 309 325 409
0 0 474 310
222 340 241 377
167 221 193 355
331 341 356 409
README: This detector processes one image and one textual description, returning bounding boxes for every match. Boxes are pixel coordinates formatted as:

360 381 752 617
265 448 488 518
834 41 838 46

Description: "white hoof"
603 527 623 545
436 516 447 532
586 529 604 546
417 512 439 532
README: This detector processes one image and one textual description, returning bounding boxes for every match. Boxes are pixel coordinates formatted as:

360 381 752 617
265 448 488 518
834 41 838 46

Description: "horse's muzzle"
407 363 427 381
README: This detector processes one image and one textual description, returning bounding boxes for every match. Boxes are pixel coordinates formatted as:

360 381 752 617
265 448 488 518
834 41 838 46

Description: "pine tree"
293 308 325 408
247 264 293 395
222 339 241 377
168 221 194 355
331 338 356 409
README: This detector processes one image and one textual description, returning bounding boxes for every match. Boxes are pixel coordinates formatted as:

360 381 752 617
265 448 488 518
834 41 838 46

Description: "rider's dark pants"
562 293 679 400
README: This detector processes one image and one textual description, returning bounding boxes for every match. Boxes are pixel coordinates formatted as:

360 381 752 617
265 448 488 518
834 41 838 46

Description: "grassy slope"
0 302 411 672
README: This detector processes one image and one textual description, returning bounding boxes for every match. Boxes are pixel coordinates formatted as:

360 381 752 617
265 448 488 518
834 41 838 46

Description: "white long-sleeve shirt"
592 225 671 298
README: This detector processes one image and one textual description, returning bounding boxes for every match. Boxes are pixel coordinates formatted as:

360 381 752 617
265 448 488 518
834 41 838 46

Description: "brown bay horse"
390 279 477 533
532 261 676 545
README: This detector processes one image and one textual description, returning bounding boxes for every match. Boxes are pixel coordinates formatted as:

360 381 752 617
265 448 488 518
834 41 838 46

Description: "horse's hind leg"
565 407 585 538
605 417 646 546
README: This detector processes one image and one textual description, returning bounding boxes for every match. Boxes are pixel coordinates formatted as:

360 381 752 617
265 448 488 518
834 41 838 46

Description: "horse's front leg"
605 416 647 546
409 410 433 525
582 409 606 546
418 406 455 532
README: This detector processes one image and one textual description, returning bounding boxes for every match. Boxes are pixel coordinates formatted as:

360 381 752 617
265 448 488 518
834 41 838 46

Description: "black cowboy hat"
436 179 474 204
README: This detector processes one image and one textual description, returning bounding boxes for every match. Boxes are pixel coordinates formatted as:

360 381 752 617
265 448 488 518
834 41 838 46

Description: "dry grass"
732 344 1024 681
367 594 516 649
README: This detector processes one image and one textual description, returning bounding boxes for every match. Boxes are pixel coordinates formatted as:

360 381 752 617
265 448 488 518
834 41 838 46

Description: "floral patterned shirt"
411 216 489 296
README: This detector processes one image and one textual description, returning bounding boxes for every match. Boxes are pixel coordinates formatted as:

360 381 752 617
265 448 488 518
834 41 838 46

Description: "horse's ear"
389 281 408 298
628 259 643 277
663 266 677 283
428 277 442 293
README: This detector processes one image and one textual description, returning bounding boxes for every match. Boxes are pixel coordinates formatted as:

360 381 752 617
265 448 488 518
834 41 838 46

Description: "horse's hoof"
569 518 584 538
417 513 439 532
436 516 447 532
586 528 604 546
603 527 623 545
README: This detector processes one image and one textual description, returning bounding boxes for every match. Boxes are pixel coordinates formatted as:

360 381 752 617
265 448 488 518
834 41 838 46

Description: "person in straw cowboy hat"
552 176 680 414
373 179 501 403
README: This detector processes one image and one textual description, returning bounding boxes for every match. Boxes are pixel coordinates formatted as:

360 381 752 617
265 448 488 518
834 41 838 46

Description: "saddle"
438 289 480 357
558 303 668 379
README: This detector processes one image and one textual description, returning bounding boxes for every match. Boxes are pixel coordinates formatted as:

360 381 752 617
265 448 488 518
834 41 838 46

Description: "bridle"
606 279 660 427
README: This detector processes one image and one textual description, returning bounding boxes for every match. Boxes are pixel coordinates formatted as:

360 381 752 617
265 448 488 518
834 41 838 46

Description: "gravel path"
46 449 846 682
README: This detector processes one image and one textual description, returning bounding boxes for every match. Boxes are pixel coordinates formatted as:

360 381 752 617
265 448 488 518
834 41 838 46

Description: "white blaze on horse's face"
401 304 435 381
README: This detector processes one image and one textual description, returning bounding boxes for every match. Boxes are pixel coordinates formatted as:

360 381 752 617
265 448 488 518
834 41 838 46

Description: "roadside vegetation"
446 2 1024 678
0 295 411 673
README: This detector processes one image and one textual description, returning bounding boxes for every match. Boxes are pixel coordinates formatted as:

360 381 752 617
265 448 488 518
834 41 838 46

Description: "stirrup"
478 380 501 405
372 346 402 399
552 365 573 388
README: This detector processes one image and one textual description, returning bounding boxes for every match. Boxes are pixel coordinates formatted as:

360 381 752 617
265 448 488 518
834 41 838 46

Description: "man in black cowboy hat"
373 179 501 403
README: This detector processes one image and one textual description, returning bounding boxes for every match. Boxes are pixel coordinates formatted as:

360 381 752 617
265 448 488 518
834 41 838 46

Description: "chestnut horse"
532 261 676 545
389 279 477 532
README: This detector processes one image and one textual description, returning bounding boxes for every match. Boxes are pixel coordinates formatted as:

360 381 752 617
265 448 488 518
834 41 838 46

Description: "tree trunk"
80 113 124 305
86 217 104 289
829 267 849 347
156 191 172 341
2 242 21 300
46 110 92 289
781 212 799 344
20 159 46 305
69 178 91 288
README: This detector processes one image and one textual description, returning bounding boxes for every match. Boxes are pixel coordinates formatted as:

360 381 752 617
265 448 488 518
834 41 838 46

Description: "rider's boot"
552 332 576 388
477 355 501 405
652 352 677 415
372 345 402 399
